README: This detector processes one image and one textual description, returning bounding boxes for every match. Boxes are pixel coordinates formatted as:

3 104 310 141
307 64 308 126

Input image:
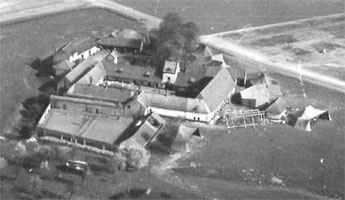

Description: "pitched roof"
37 109 132 144
65 59 97 84
78 61 106 85
198 67 235 111
163 60 179 74
53 59 75 71
137 92 210 114
294 105 331 121
103 61 162 84
115 29 143 40
62 37 96 55
66 83 134 103
240 84 270 108
50 95 122 109
265 97 288 114
174 58 221 88
267 84 282 101
130 112 165 147
98 37 142 49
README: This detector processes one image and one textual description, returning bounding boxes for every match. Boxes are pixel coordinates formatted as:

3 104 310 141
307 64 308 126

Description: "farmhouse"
36 104 133 154
98 29 148 53
162 60 180 84
102 60 164 88
55 37 100 63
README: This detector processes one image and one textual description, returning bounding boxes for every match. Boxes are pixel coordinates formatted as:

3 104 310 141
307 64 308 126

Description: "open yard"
0 8 143 135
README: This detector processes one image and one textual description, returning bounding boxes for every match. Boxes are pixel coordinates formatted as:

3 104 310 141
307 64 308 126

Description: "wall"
68 46 100 62
145 106 210 123
51 97 124 118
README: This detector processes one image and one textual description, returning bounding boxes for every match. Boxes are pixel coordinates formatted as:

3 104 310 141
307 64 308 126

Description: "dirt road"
200 36 345 92
0 0 161 28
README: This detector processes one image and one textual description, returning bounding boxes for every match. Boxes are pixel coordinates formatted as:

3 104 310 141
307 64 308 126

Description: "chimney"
89 77 93 86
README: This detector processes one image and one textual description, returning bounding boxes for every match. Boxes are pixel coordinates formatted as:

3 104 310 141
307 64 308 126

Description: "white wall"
162 62 180 84
145 106 211 123
69 46 100 62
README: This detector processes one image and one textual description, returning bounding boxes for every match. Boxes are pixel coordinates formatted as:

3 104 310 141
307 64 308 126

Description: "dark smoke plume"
153 12 200 70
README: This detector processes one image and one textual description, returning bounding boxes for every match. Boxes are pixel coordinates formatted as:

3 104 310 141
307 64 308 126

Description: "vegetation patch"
249 34 297 47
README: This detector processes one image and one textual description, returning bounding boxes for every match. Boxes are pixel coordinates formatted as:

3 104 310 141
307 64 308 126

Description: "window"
63 104 67 110
127 105 131 109
96 109 99 114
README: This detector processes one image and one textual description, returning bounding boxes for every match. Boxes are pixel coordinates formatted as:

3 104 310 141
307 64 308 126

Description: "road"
0 0 344 92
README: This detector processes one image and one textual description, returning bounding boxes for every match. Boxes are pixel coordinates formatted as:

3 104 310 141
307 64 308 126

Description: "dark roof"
103 61 162 84
37 108 133 144
174 57 221 88
78 62 106 85
99 37 142 49
66 83 134 103
198 67 235 111
228 67 262 80
62 37 96 55
65 59 97 84
53 59 75 71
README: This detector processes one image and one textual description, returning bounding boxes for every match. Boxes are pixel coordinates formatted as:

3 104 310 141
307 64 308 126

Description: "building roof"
50 95 122 109
53 59 75 71
198 67 235 111
267 84 283 101
114 29 144 40
78 61 106 85
62 37 96 55
65 59 97 84
265 97 288 114
99 37 142 49
103 61 162 84
163 60 179 74
37 109 132 144
293 105 331 121
228 67 262 80
240 84 270 108
130 112 165 147
66 83 134 103
137 92 210 114
174 57 221 88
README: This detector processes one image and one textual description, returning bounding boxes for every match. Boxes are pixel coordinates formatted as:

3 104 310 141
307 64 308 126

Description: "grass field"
0 8 143 135
174 72 344 199
220 14 345 81
114 0 344 35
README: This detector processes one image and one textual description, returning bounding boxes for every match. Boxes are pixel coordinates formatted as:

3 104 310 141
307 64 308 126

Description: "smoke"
153 12 200 69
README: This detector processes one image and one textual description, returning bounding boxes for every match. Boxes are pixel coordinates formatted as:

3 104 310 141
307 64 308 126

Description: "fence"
223 109 266 129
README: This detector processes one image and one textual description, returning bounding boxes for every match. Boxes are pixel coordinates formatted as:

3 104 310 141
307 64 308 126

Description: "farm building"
162 60 181 84
52 59 75 76
102 60 164 88
98 29 149 53
287 105 331 131
120 112 165 149
66 83 135 105
36 105 134 154
50 95 125 118
77 61 107 85
54 37 100 63
57 59 98 93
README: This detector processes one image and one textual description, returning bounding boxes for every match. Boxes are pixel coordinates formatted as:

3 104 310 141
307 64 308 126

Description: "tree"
30 175 42 194
17 93 49 138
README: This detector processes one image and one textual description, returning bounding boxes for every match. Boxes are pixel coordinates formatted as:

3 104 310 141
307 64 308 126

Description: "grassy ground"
113 0 344 35
173 71 344 199
0 8 143 135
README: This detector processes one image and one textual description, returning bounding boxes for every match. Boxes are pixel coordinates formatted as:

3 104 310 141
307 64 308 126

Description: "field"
219 14 345 81
114 0 344 35
0 8 143 134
